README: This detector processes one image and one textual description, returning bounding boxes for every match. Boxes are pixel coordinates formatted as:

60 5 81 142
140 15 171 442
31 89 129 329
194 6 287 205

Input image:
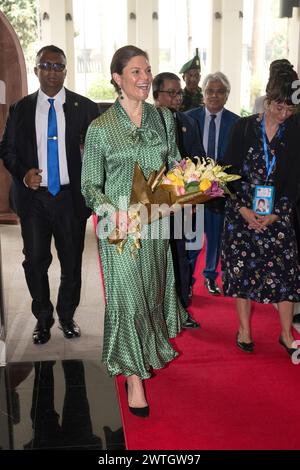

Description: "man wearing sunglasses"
1 45 99 344
153 72 205 328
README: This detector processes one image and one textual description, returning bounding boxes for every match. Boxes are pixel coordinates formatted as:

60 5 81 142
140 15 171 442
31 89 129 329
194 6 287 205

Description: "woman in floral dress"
81 46 187 417
222 67 300 356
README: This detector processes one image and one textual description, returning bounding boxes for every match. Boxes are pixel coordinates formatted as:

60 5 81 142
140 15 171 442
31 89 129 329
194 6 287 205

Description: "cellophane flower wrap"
108 157 240 255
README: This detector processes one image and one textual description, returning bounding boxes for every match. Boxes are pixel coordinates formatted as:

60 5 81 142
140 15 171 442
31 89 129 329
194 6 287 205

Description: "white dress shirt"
35 87 70 186
203 108 224 160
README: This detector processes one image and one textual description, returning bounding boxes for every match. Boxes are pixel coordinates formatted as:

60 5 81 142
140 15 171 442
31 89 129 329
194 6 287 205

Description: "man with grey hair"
187 72 240 295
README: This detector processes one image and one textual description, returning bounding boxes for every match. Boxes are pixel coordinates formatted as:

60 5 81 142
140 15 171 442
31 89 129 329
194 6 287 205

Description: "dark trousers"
20 189 87 324
169 212 192 308
203 207 224 281
170 238 191 308
25 361 102 449
185 207 204 286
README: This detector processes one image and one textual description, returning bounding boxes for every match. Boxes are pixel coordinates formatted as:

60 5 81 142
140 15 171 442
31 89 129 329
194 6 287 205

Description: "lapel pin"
74 102 78 107
182 126 187 133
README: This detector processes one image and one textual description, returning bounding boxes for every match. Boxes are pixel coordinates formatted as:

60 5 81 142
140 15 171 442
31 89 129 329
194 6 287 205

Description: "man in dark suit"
187 72 240 295
153 72 205 328
0 45 99 344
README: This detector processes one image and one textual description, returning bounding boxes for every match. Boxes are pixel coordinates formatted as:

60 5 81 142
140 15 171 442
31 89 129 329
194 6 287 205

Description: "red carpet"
116 243 300 450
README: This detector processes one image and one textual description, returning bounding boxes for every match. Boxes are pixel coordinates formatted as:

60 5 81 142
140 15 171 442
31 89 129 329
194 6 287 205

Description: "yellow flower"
199 179 212 192
166 172 185 187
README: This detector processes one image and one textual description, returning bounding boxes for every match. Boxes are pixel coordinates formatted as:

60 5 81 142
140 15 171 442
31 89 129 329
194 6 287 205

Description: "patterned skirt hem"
103 351 178 380
223 291 300 304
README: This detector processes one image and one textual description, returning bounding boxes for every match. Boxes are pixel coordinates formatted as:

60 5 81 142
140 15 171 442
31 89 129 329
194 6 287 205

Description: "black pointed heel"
236 332 254 353
279 336 298 357
125 382 149 418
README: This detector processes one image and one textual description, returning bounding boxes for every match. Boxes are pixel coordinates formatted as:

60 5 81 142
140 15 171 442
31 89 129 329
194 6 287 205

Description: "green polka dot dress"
82 100 188 379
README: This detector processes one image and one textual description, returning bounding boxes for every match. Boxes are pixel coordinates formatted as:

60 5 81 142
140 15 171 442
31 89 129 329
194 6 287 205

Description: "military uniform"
179 48 203 112
180 86 203 112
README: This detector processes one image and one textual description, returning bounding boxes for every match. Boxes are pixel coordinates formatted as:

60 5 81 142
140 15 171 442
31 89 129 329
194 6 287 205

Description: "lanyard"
261 114 276 184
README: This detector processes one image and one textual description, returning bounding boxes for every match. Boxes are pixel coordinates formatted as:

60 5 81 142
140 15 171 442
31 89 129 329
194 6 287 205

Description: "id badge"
253 185 275 215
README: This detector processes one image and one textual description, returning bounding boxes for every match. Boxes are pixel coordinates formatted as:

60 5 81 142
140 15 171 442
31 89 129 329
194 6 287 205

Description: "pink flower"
210 181 219 192
205 181 224 196
175 186 186 196
186 176 199 183
179 160 187 170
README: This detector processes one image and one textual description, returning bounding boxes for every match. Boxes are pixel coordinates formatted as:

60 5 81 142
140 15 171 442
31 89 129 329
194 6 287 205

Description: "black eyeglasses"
37 62 66 72
205 88 227 96
159 90 183 98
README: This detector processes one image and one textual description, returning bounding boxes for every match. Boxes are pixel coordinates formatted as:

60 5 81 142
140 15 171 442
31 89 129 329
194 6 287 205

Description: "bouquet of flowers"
159 157 238 199
108 157 240 254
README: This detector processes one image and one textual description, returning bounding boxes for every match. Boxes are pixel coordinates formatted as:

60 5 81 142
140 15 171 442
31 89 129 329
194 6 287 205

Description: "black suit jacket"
0 88 99 219
175 111 205 158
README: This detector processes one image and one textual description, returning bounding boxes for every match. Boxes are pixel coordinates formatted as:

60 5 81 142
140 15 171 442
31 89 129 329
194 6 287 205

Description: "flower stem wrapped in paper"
108 157 240 254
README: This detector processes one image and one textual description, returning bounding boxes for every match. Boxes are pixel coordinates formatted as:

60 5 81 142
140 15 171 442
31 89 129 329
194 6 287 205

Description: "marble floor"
0 359 125 450
0 219 125 450
1 218 105 362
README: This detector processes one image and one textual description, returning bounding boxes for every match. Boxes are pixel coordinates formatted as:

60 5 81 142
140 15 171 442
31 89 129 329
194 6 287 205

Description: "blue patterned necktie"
47 98 60 195
207 114 216 159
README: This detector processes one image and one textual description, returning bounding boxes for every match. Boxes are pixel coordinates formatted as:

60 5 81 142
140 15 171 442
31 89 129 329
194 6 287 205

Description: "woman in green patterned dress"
81 45 188 417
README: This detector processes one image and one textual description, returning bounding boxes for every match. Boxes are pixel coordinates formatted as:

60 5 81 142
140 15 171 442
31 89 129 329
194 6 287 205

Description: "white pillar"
220 0 243 114
127 0 159 76
65 0 75 91
288 8 300 75
39 0 75 90
0 340 6 366
209 0 243 114
210 0 222 72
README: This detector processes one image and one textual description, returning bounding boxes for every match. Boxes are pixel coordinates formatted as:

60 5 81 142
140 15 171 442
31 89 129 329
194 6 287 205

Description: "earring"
118 87 124 100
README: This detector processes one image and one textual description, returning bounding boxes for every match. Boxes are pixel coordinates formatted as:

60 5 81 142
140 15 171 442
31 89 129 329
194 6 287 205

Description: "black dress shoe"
125 383 149 418
204 278 221 295
103 426 125 450
32 318 55 345
183 314 200 329
279 336 299 357
59 320 81 339
236 332 254 353
293 313 300 324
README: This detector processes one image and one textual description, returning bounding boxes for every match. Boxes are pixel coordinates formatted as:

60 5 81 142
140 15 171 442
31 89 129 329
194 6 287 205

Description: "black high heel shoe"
279 336 299 357
125 382 149 418
236 332 254 353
